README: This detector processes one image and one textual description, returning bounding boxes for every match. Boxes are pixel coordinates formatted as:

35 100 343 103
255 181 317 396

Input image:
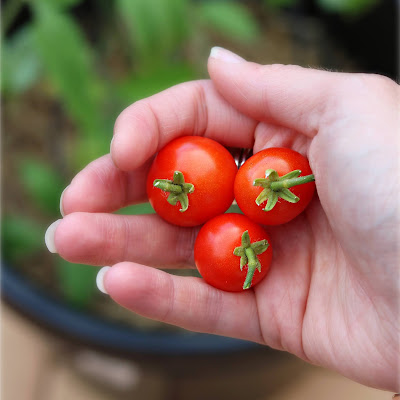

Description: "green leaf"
116 0 152 63
32 3 105 137
56 258 98 308
1 215 44 262
197 1 259 43
117 63 196 103
1 27 42 95
116 0 189 68
19 158 65 216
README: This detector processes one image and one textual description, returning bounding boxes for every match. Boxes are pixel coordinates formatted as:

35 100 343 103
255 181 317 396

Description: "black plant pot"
2 264 257 356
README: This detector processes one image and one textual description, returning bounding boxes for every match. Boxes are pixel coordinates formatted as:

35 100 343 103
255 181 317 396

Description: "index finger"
111 79 257 171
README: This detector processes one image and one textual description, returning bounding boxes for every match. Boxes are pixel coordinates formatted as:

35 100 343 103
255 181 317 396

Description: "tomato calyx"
233 230 269 290
153 171 195 212
253 169 315 211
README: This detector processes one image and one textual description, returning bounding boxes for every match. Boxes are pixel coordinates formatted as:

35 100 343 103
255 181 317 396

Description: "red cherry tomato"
234 148 315 225
194 213 273 292
146 136 238 227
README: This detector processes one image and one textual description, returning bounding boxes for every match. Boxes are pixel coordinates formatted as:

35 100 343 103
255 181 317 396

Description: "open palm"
50 49 399 391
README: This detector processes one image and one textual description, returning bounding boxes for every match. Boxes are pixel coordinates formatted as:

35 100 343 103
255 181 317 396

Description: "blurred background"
1 0 398 399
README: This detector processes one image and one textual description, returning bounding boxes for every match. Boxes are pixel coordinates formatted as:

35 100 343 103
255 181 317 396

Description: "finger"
208 47 343 137
61 154 151 215
254 121 311 155
111 80 258 171
54 213 198 268
103 262 264 342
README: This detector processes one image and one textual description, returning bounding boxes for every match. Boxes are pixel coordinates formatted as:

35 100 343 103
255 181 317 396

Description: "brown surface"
1 303 392 400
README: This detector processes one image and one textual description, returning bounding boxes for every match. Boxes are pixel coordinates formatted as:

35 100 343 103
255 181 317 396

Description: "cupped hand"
48 48 400 391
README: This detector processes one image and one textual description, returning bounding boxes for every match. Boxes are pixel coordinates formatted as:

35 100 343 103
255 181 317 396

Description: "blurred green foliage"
197 2 260 42
18 158 65 216
2 0 260 308
2 0 382 309
316 0 380 15
2 27 42 93
264 0 381 15
2 215 45 262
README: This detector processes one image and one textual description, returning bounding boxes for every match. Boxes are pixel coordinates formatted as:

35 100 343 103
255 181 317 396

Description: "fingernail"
45 219 62 253
209 46 245 63
59 185 69 217
96 266 111 294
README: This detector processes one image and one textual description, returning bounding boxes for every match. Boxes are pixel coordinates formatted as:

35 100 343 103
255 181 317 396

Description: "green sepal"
251 239 269 255
233 247 245 257
253 168 314 212
173 170 184 185
255 187 271 206
182 182 195 194
154 180 183 193
280 169 301 180
177 193 189 212
240 256 247 271
265 169 279 180
279 188 299 203
241 230 251 247
233 247 247 270
153 170 194 212
167 193 180 206
264 191 278 211
233 230 269 290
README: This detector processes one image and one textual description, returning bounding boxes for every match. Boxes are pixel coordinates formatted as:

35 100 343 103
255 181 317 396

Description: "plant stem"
270 174 315 191
243 248 258 290
153 181 183 193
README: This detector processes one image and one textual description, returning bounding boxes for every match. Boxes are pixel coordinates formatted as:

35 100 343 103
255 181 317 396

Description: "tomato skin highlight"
147 136 238 227
194 213 273 292
234 148 315 225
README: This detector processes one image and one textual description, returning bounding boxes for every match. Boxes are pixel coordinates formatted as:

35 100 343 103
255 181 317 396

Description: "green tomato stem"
243 248 259 290
254 169 315 212
270 174 315 191
233 231 269 290
153 181 183 193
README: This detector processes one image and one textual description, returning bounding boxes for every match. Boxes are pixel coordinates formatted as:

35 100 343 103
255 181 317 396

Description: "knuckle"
344 72 398 98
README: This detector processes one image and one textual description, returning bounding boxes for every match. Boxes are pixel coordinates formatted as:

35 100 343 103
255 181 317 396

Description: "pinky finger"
99 262 264 343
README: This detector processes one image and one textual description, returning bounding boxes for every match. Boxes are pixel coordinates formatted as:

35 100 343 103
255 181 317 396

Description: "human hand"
46 47 400 391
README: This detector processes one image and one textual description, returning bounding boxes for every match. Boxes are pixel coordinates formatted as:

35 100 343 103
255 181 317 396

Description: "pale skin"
49 48 400 392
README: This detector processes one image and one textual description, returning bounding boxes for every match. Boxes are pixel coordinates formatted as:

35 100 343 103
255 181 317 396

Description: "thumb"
207 47 342 137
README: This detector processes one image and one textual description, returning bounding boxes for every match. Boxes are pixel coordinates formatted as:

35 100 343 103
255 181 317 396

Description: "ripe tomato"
194 213 273 292
146 136 238 227
234 148 315 225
